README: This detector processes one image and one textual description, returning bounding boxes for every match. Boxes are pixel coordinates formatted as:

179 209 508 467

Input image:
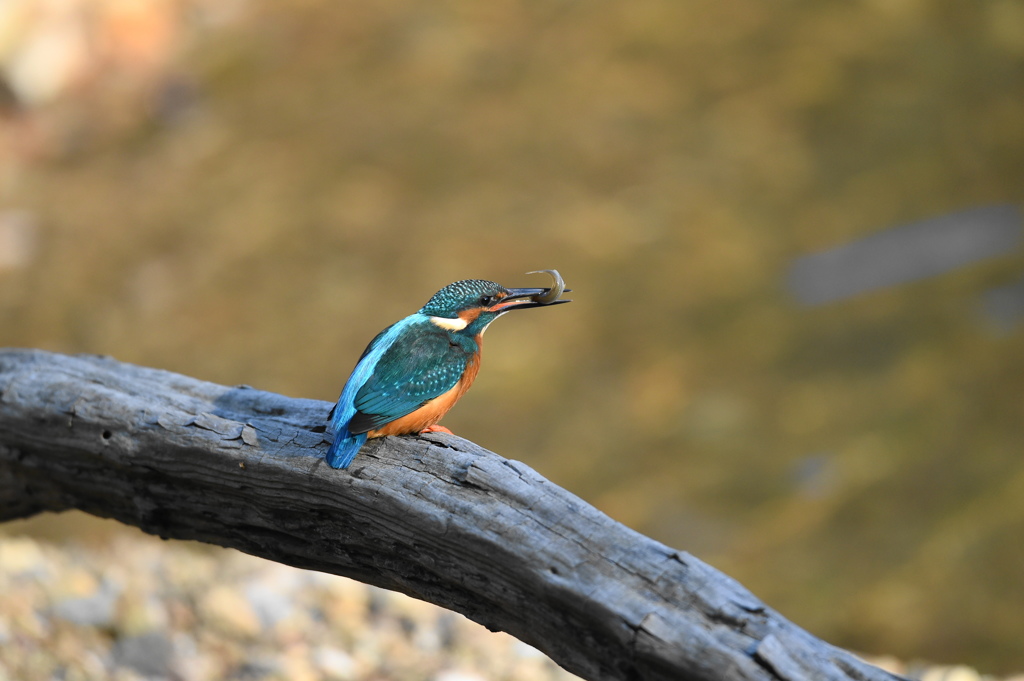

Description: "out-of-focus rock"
112 631 174 677
0 536 47 576
51 578 120 628
198 584 263 638
921 665 984 681
313 646 359 681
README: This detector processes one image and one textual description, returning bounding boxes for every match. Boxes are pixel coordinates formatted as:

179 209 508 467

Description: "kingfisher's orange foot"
420 425 454 435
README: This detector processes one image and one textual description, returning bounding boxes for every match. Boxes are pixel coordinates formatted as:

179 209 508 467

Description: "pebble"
244 577 294 629
312 646 358 680
198 584 263 638
434 671 488 681
51 579 120 627
0 537 47 576
922 666 984 681
117 592 170 635
112 632 174 677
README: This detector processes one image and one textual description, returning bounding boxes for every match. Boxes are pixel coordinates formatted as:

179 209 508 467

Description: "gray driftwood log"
0 349 903 681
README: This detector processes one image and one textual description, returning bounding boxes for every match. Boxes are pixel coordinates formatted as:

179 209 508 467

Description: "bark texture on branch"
0 349 902 681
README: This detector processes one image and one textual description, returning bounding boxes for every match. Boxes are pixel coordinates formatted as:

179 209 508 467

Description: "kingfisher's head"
419 278 569 336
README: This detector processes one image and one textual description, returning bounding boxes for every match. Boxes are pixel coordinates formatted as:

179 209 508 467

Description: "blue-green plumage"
349 320 475 432
325 277 570 469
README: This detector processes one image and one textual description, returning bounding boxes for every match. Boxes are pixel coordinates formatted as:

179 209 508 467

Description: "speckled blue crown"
419 279 507 317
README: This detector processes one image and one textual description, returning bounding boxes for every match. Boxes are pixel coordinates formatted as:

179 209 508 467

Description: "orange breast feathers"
367 342 482 438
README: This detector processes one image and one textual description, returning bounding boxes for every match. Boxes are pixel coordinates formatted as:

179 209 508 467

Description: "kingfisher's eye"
481 295 495 307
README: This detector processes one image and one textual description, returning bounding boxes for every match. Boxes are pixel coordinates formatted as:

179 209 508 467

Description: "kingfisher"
325 272 571 469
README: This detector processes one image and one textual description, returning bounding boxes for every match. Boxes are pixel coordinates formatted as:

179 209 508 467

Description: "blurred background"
2 0 1024 678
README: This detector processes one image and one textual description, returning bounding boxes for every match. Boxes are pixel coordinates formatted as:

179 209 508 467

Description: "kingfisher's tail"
326 430 367 469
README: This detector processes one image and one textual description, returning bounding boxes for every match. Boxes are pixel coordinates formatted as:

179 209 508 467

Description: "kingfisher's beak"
491 287 572 312
486 269 572 312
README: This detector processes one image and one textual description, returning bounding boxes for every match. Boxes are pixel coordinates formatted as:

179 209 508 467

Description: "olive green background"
2 0 1023 673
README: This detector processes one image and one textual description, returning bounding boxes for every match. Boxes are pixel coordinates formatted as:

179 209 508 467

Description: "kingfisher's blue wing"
325 319 408 469
325 322 398 424
348 323 472 434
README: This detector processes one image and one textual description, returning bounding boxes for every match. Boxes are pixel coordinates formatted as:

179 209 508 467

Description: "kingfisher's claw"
420 425 454 435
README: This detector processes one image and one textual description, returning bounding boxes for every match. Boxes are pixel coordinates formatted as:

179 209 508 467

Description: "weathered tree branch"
0 349 902 681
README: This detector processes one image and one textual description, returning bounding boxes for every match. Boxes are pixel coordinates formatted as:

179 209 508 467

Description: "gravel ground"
0 534 1017 681
0 534 578 681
